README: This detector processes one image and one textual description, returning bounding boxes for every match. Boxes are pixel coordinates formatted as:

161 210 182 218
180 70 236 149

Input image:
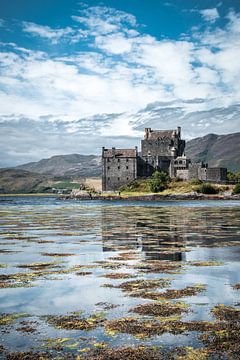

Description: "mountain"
16 154 102 177
185 132 240 172
0 169 49 194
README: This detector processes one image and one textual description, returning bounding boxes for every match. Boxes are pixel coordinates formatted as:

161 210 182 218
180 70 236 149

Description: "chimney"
177 126 181 138
112 147 116 157
135 146 138 156
144 128 151 140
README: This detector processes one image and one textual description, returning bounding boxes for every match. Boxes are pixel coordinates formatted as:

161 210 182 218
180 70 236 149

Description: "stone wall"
102 156 137 191
206 167 227 183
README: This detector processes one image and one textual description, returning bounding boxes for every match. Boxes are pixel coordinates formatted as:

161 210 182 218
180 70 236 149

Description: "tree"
148 171 170 193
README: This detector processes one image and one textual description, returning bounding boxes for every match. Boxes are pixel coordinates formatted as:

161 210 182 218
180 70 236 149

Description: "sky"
0 0 240 166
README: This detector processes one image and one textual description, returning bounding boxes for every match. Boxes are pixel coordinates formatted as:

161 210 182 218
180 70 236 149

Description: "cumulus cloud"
199 8 219 23
22 22 76 44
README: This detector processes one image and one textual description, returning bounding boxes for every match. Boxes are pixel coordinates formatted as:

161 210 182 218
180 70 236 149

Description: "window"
127 177 129 180
179 160 182 164
107 177 110 181
118 158 120 162
107 166 110 170
107 158 110 162
126 158 129 162
118 177 120 181
118 166 120 170
126 166 128 169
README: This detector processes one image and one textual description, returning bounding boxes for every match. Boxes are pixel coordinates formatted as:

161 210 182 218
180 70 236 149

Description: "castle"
102 127 227 191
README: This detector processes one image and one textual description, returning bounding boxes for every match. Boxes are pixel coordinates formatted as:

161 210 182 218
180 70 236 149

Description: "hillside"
185 132 240 172
16 154 102 177
0 169 49 194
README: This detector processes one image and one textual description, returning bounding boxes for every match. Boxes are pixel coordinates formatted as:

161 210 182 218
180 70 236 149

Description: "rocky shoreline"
59 192 240 201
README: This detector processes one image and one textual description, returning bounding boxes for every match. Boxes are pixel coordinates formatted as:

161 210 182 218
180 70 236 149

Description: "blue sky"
0 0 240 166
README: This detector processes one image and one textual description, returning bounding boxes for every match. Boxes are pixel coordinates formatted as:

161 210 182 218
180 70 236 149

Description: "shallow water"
0 196 240 357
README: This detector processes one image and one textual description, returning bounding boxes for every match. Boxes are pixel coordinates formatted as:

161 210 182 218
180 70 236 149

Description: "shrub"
174 177 183 182
196 183 218 194
190 179 203 185
233 183 240 194
148 171 170 193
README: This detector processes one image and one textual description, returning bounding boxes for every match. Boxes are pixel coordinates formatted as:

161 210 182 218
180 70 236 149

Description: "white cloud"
200 8 219 23
1 5 240 165
22 22 75 44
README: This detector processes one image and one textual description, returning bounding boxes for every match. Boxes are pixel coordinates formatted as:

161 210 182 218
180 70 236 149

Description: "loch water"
0 196 240 357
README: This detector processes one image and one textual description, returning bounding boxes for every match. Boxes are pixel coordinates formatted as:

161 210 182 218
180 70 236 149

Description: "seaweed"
84 345 164 360
17 261 62 271
211 304 240 321
44 312 106 331
189 261 223 267
129 284 206 300
76 271 92 276
105 317 215 338
103 279 171 292
41 252 76 257
0 313 29 326
95 302 120 310
129 300 189 317
134 260 182 274
100 272 137 279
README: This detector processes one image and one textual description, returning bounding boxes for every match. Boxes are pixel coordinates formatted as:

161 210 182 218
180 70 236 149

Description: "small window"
118 177 120 181
107 177 110 181
118 166 120 170
126 158 129 162
107 166 110 170
127 177 129 180
126 166 128 169
179 160 182 164
118 158 120 162
107 158 110 162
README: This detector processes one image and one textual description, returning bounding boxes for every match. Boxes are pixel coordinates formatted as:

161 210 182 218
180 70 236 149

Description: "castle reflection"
101 205 240 261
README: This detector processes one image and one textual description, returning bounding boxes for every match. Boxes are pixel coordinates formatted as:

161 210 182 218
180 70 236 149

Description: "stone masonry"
102 127 227 191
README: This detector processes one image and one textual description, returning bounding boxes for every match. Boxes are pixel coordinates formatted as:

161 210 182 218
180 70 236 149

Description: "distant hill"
0 169 49 194
16 154 102 177
185 132 240 172
0 132 239 194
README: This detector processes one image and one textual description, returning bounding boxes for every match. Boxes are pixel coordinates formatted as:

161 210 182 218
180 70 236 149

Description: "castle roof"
103 148 137 158
145 129 177 140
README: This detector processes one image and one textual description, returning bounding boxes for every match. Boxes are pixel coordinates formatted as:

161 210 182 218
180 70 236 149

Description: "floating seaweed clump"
211 304 240 321
42 337 73 350
84 345 164 360
94 261 123 269
105 317 215 338
173 346 210 360
189 261 223 267
129 300 189 318
108 252 140 261
135 260 182 274
104 279 171 292
0 313 29 326
129 284 206 300
200 322 240 358
41 252 76 257
5 351 51 360
100 272 137 279
0 264 8 268
95 302 120 310
17 261 62 271
44 312 106 331
75 271 92 276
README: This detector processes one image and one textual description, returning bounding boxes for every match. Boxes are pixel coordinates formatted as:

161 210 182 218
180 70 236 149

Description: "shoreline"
59 193 240 201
